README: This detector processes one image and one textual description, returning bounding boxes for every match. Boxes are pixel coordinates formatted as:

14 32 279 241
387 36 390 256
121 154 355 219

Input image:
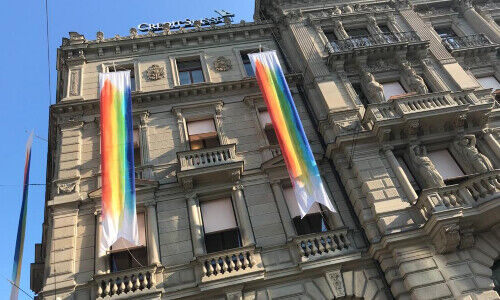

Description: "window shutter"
382 82 406 100
283 187 320 218
187 119 217 140
477 76 500 91
427 150 464 180
110 212 146 251
258 111 272 128
200 198 237 234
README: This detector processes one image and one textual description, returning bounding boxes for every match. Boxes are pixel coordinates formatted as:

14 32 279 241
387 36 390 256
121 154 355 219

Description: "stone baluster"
146 202 161 266
186 193 205 256
232 185 256 246
384 147 419 204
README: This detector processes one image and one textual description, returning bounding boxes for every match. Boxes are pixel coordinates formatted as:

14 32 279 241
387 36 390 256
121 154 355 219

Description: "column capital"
232 184 244 191
185 191 198 201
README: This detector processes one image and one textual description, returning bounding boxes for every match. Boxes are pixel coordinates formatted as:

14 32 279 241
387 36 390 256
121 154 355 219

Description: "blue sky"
0 1 254 298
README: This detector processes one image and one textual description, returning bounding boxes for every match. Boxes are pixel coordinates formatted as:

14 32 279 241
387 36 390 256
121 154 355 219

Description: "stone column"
460 1 500 44
270 181 296 240
384 147 418 204
232 185 255 246
186 194 205 256
483 129 500 159
94 210 108 274
146 203 161 265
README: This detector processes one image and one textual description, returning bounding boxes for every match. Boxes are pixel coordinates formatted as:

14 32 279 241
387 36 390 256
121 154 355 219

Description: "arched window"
492 260 500 293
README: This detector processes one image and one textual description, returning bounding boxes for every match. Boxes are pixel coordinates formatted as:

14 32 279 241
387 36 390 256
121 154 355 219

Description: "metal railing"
326 31 420 54
442 34 495 51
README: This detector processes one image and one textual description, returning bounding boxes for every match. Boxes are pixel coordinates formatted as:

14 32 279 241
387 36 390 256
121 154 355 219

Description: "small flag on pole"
10 131 33 300
99 71 139 255
248 51 335 217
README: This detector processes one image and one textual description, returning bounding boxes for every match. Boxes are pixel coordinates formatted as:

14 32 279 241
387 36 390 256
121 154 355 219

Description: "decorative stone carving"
409 144 446 188
367 59 399 72
146 64 165 81
325 270 346 298
401 62 428 94
434 224 461 253
362 72 385 103
162 23 171 35
459 227 475 249
343 5 354 13
182 177 193 190
57 181 77 194
334 20 349 39
214 56 232 72
96 31 104 42
332 6 342 15
194 20 202 29
69 70 80 97
69 32 85 43
405 120 420 138
452 135 494 173
130 27 138 38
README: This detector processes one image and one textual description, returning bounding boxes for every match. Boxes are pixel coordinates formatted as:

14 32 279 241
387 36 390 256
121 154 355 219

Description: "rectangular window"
133 128 141 166
396 156 421 193
108 64 136 91
382 81 407 100
352 82 369 107
324 30 337 42
109 212 147 272
435 27 457 39
427 149 465 181
177 58 205 85
259 110 279 145
477 76 500 92
379 25 391 33
346 28 372 47
187 119 220 150
200 198 241 253
240 50 256 77
283 187 329 235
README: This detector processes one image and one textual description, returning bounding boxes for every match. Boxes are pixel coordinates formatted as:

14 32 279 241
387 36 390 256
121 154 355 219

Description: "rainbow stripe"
248 51 335 217
10 132 33 300
99 71 138 255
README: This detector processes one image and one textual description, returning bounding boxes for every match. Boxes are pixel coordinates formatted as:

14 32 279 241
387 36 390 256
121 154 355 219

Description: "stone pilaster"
384 147 418 204
232 184 256 246
270 180 296 240
186 193 205 256
94 210 108 275
146 202 161 265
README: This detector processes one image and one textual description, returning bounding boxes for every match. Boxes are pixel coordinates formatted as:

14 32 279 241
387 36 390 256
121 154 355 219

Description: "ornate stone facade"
31 0 500 299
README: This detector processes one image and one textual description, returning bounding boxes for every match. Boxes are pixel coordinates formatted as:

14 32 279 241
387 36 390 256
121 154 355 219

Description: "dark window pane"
205 229 241 253
177 60 202 71
346 28 370 37
379 25 391 33
179 71 191 85
324 31 337 42
109 248 147 272
244 63 255 77
435 27 456 38
204 137 220 148
130 78 136 91
293 213 329 235
265 127 279 145
191 69 205 83
352 83 369 107
134 147 141 166
493 261 500 293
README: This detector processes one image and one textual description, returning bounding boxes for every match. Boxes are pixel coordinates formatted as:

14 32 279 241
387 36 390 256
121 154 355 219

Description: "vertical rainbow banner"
249 51 335 217
99 71 139 255
10 131 33 300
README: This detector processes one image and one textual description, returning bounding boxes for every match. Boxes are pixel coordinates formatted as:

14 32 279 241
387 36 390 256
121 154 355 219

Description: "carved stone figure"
362 72 385 103
162 23 171 35
401 62 428 94
129 27 138 38
453 135 494 173
367 15 378 31
409 144 445 188
214 56 232 72
146 64 165 81
343 5 354 13
332 6 342 15
96 31 104 42
334 20 349 39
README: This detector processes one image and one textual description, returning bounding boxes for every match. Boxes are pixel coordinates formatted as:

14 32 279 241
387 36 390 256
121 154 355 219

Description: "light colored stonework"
31 0 500 299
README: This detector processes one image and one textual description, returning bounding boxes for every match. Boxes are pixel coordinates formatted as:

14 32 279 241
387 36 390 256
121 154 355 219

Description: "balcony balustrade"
198 246 264 283
326 31 421 54
95 265 157 299
442 34 497 54
178 144 239 171
294 229 353 262
417 170 500 219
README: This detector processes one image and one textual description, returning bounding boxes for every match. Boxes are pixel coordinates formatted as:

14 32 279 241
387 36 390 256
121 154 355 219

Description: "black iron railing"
442 34 495 51
326 31 420 53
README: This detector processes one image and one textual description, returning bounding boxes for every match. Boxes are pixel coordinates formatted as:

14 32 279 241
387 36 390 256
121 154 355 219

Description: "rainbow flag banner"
248 51 335 217
10 131 33 300
99 71 139 255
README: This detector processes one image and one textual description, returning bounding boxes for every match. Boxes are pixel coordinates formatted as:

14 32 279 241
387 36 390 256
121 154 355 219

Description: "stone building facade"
30 0 500 299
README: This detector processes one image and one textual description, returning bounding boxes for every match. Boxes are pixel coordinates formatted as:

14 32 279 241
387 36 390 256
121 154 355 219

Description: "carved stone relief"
146 64 165 81
214 56 232 72
325 270 346 298
451 135 494 173
401 62 428 94
408 144 445 189
69 70 81 97
361 71 385 103
57 181 77 194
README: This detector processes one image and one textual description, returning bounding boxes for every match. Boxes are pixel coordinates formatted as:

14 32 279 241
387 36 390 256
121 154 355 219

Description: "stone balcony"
363 89 494 141
176 144 244 189
95 265 160 299
293 228 357 268
442 34 498 57
197 246 264 288
326 31 428 61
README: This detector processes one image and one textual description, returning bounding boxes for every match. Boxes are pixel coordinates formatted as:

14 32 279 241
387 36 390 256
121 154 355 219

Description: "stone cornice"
50 73 302 115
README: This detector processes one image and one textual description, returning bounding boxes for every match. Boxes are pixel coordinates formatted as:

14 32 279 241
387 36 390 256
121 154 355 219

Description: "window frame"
427 148 466 184
176 59 205 85
170 54 210 86
240 49 257 77
104 62 139 92
186 118 221 150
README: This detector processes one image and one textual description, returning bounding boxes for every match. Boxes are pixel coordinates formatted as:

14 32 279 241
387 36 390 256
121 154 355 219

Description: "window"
324 30 337 42
476 76 500 92
283 187 329 235
346 27 372 47
379 25 396 43
109 212 147 272
133 128 141 166
379 25 391 33
397 156 421 193
187 119 220 150
200 198 241 253
493 260 500 293
258 110 279 145
435 27 459 50
427 149 465 183
382 81 407 100
108 64 136 91
352 82 369 107
240 50 256 77
177 58 205 85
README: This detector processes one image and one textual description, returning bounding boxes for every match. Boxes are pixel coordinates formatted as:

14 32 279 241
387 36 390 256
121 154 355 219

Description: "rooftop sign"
137 10 235 32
